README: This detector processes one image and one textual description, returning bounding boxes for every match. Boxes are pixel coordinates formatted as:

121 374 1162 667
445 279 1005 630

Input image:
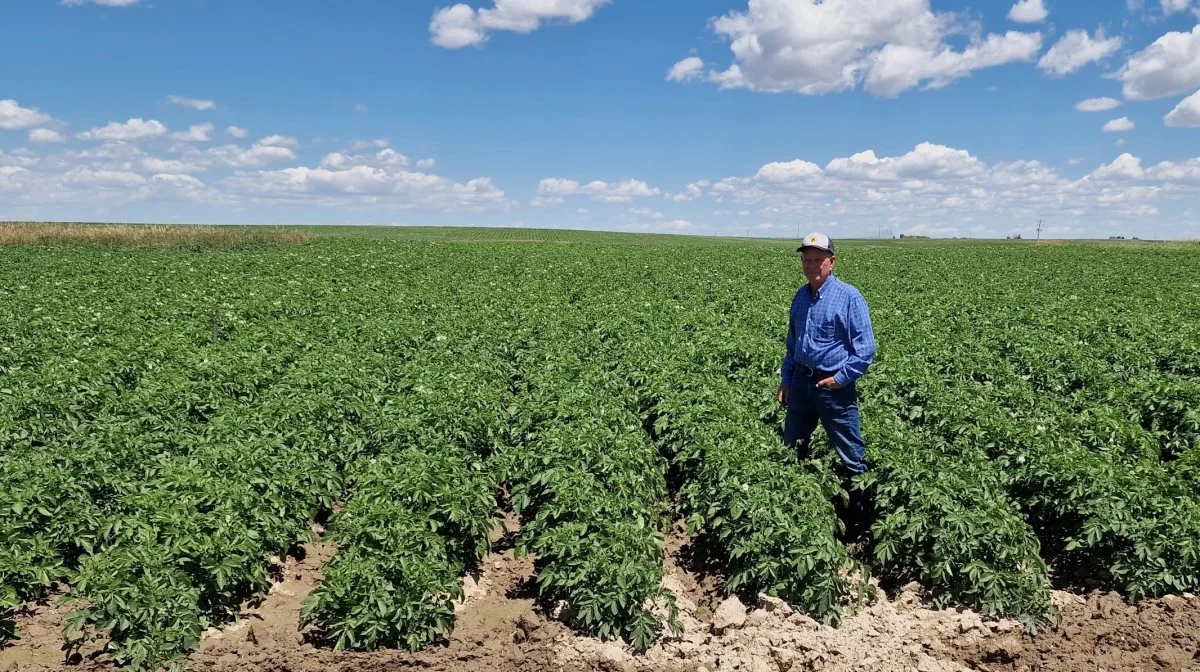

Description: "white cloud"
1148 157 1200 181
1008 0 1048 23
62 167 147 188
170 123 213 143
430 0 611 49
1165 89 1200 127
353 103 369 113
1090 153 1144 180
1161 0 1193 14
350 138 390 150
1037 29 1122 77
226 126 248 139
28 128 66 144
166 95 216 111
663 219 692 230
825 142 984 181
691 142 1200 238
630 207 664 219
0 99 55 130
670 180 709 202
1111 25 1200 100
258 134 299 148
416 158 437 169
1103 116 1135 132
140 157 204 174
151 173 205 189
536 177 661 203
667 57 705 83
77 118 167 141
319 148 408 170
1075 97 1121 112
225 162 507 211
756 160 822 182
680 0 1042 98
206 143 297 168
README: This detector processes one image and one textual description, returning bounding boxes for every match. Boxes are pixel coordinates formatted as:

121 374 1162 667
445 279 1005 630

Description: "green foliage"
2 236 1199 668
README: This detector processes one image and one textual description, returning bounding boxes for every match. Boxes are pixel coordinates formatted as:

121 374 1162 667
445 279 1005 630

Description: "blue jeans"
783 372 869 475
784 371 871 539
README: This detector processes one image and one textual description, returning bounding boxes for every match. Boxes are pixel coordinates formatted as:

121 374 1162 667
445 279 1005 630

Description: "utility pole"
1036 218 1044 241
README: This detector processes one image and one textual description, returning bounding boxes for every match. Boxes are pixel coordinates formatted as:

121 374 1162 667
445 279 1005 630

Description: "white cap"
797 232 835 254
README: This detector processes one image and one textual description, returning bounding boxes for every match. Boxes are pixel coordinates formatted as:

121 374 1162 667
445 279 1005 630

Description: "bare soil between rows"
3 516 1198 672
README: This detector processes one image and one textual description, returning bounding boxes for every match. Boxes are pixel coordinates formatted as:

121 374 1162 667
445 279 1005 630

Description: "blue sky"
2 0 1200 239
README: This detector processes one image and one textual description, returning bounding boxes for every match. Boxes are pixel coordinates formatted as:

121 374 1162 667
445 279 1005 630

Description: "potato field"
1 227 1198 671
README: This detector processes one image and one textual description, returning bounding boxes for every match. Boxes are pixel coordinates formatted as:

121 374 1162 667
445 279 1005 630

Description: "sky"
2 0 1200 240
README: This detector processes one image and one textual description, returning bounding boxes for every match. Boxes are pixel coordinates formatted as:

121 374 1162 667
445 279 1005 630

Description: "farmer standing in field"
777 232 877 542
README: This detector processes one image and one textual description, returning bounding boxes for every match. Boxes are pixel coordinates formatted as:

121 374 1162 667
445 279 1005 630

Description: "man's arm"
833 294 877 387
780 293 797 389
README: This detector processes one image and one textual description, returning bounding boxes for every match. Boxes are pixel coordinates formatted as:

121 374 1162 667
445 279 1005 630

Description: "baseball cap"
796 232 835 255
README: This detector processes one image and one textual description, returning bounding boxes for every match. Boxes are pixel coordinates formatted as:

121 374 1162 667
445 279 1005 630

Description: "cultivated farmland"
1 226 1198 671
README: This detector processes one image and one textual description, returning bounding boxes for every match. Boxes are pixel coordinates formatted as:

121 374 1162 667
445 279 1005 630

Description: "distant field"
1 225 1197 670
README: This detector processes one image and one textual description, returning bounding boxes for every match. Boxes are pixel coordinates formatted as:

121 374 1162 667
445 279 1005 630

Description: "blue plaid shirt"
781 274 877 388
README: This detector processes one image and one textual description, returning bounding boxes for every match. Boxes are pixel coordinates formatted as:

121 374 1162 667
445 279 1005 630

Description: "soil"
3 517 1198 672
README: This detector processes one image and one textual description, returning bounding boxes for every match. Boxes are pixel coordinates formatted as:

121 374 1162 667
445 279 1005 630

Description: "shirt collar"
808 273 838 300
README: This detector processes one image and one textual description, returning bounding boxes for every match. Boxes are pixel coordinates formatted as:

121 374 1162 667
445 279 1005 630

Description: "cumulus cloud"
416 158 437 169
756 160 822 183
140 157 204 174
825 143 984 181
430 0 611 49
0 99 56 130
667 57 705 83
670 180 709 202
1103 116 1135 132
319 148 407 170
629 207 664 219
3 138 503 214
686 142 1200 238
1037 29 1123 77
1111 25 1200 100
226 126 248 139
1008 0 1048 23
1165 89 1200 127
166 95 216 111
1075 97 1121 112
28 128 66 143
205 143 297 168
1090 153 1144 180
1160 0 1193 14
258 134 299 148
224 164 506 211
77 118 167 141
535 177 661 203
675 0 1042 97
170 123 213 143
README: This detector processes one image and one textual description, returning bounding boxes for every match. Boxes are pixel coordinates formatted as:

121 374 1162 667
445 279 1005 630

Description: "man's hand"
777 386 789 406
816 376 843 390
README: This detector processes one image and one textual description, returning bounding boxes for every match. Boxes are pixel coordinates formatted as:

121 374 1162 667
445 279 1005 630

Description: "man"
777 232 877 541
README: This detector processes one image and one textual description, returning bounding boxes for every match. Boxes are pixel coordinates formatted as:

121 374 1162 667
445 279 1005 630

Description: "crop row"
495 310 678 651
300 343 513 651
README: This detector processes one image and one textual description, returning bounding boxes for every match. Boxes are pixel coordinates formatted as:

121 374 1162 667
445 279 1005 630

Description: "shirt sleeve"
780 293 797 388
834 293 877 387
